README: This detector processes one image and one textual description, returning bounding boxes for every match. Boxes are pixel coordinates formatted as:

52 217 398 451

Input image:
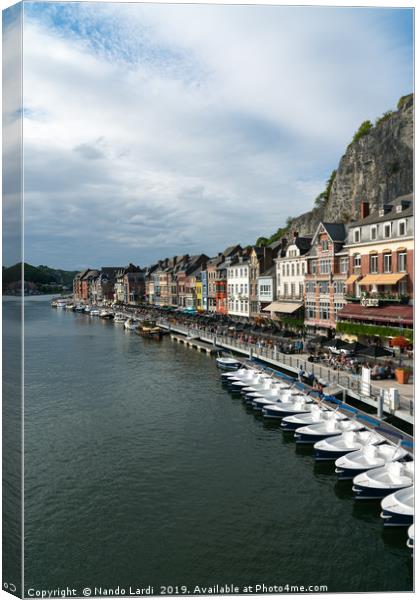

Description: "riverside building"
304 222 348 333
338 195 414 339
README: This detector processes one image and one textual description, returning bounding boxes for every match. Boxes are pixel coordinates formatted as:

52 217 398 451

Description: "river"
11 296 412 593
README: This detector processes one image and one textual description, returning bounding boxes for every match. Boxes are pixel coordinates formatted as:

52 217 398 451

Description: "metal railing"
158 318 413 417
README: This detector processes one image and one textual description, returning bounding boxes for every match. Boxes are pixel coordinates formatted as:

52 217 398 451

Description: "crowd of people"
120 304 407 383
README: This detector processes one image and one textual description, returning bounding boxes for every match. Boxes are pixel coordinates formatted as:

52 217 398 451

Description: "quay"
159 320 413 426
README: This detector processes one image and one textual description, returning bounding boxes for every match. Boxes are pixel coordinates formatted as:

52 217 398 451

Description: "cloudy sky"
2 1 414 270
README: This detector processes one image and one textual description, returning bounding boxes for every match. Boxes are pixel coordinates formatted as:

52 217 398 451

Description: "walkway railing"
157 319 413 417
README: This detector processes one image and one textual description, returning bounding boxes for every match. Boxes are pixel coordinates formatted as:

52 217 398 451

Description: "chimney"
360 201 370 219
293 231 299 239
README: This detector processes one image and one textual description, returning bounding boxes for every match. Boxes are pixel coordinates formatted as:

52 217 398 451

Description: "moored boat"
124 318 138 330
262 397 313 419
380 486 414 527
113 312 126 323
137 321 164 338
281 405 330 431
89 308 100 316
335 443 408 480
407 524 414 551
99 309 114 319
294 417 363 445
314 430 384 461
352 460 414 499
216 355 241 370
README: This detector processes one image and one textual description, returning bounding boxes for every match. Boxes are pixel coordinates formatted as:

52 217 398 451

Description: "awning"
263 302 303 314
346 275 360 285
337 303 413 326
359 274 406 286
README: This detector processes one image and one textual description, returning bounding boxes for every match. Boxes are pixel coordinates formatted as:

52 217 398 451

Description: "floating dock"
170 334 218 355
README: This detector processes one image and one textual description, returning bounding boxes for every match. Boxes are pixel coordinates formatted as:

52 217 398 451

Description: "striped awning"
263 302 303 313
359 274 406 285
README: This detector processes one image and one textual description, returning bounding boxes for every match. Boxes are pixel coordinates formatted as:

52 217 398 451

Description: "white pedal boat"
295 417 363 444
380 486 414 527
314 430 384 461
335 443 408 480
352 460 414 499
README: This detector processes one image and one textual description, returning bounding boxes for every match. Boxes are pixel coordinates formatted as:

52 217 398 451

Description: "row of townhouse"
73 264 146 305
259 194 413 337
73 193 413 339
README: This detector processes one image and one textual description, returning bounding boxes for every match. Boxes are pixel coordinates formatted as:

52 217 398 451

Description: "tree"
352 120 373 144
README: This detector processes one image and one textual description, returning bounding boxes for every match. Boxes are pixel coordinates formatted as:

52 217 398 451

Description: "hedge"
336 321 413 343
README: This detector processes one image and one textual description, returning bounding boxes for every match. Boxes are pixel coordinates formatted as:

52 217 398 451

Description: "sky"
2 1 414 270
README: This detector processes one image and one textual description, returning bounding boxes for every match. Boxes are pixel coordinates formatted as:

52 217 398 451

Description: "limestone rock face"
288 94 413 236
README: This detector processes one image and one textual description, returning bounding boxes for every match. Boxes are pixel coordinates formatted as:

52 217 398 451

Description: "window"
282 264 285 277
319 281 329 294
353 254 361 269
383 222 392 239
286 264 290 277
370 226 377 241
321 239 329 251
310 260 317 275
320 259 331 274
291 283 295 297
383 253 392 273
235 284 238 293
291 263 295 277
299 282 303 298
284 283 288 297
319 302 330 320
240 268 243 277
240 284 243 294
305 302 316 320
244 283 248 294
353 228 360 243
334 281 345 294
398 220 407 236
340 257 349 274
398 252 407 272
370 254 378 273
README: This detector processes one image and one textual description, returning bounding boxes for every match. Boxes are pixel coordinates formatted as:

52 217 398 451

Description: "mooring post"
377 389 385 419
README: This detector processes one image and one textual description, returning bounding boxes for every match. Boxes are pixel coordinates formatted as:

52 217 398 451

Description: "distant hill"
2 263 77 295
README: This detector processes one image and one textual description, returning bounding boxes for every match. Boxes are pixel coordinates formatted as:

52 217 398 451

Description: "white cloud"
20 3 413 269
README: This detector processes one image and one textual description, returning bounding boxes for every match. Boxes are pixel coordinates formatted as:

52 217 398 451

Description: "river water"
17 297 412 593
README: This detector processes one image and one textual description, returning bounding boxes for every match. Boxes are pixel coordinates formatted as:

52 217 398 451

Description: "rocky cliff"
272 94 413 239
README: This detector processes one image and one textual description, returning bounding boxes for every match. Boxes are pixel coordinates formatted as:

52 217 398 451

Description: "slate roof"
349 194 413 227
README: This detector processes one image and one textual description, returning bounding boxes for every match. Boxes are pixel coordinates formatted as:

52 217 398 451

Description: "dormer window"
321 240 328 252
398 219 407 236
383 222 392 239
370 225 377 241
353 228 360 243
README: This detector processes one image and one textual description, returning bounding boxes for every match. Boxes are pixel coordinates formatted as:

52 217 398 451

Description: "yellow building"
196 277 203 311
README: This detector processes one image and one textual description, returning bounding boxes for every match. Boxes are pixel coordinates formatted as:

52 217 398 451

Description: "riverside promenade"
157 319 413 425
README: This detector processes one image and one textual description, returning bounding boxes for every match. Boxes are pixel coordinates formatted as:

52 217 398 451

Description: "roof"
322 223 347 241
259 265 276 278
294 236 312 253
349 194 413 227
222 244 241 257
337 303 413 326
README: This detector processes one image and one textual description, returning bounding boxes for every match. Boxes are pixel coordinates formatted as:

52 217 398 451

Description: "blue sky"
2 2 414 270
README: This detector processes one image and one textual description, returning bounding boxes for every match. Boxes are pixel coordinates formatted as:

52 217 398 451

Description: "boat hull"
352 484 410 500
380 509 413 527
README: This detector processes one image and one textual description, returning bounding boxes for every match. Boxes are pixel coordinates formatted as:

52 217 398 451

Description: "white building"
262 235 312 320
227 257 250 317
276 235 312 301
257 265 276 312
